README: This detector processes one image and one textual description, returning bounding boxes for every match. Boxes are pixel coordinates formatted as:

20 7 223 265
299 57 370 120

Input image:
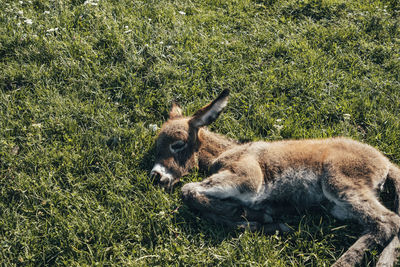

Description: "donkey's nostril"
150 171 162 182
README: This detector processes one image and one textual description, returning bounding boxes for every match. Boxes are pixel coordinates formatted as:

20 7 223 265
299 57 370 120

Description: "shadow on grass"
175 199 356 240
138 144 156 174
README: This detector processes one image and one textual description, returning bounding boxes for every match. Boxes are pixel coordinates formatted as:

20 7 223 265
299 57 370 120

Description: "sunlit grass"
1 0 400 265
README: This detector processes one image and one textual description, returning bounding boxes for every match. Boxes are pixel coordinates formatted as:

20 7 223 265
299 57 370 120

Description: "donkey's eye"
170 140 187 153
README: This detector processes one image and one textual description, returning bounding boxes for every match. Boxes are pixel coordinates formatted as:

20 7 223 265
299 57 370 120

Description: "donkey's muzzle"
150 171 173 189
150 163 175 189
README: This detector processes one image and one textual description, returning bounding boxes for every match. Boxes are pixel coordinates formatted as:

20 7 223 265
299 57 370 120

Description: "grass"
1 0 400 265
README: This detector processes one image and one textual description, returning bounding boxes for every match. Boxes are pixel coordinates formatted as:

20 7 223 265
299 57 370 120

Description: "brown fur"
151 90 400 267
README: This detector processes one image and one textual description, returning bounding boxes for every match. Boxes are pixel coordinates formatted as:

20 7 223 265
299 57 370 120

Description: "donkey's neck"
197 128 237 171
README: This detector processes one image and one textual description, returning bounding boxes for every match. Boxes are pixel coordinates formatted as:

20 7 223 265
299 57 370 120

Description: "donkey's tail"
376 164 400 267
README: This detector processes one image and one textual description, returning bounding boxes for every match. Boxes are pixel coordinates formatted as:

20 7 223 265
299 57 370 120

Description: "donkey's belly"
251 167 325 209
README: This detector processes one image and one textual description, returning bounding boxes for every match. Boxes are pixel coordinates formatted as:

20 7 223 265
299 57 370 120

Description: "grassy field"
1 0 400 265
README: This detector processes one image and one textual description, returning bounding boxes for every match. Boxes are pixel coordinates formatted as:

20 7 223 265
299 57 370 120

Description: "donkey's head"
150 89 230 189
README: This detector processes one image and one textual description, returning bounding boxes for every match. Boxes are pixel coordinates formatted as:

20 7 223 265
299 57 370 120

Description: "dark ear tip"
212 89 230 104
221 89 230 97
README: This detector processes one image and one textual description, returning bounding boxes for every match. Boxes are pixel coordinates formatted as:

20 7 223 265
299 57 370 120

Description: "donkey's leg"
331 196 400 267
324 180 400 267
376 164 400 267
181 169 265 220
333 232 376 267
182 181 245 221
181 165 284 230
376 236 400 267
182 182 286 232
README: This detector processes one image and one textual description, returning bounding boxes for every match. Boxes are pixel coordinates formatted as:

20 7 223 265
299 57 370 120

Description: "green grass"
1 0 400 265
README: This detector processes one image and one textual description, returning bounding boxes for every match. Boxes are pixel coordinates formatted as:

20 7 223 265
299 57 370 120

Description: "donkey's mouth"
150 170 170 187
151 173 181 190
150 164 180 190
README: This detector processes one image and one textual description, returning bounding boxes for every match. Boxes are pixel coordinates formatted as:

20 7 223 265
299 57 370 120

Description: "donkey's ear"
189 89 230 128
169 102 183 119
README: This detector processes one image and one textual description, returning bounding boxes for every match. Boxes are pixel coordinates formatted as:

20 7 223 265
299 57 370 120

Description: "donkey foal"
151 90 400 267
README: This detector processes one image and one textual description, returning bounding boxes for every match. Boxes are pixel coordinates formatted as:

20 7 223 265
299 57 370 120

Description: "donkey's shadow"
172 193 382 265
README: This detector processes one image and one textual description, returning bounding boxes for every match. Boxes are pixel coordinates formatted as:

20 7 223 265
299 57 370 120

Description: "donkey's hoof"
236 221 260 231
